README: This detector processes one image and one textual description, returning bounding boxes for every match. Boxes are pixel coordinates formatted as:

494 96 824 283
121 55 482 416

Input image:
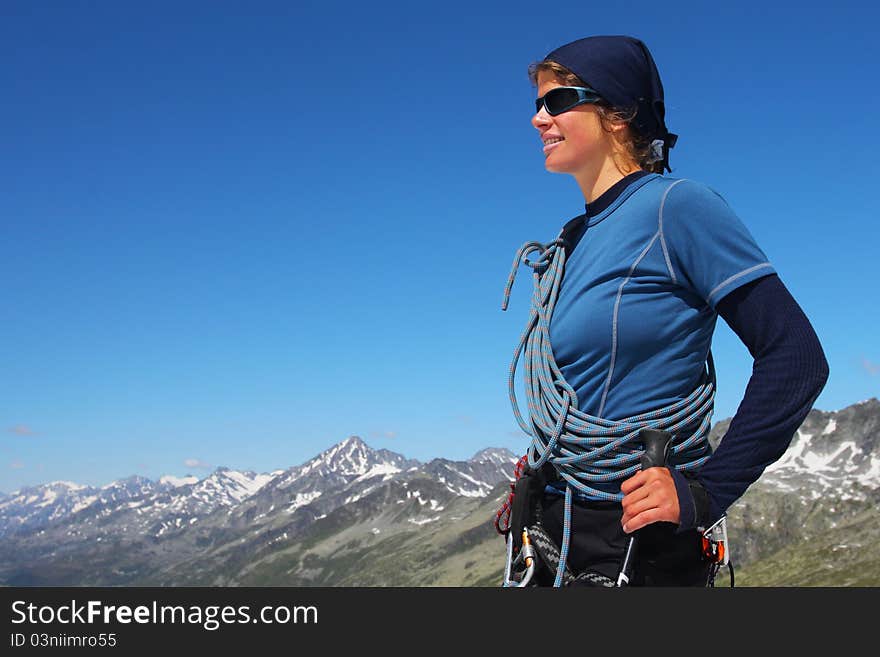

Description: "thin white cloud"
862 358 880 376
370 430 398 439
183 458 211 470
9 460 25 470
8 425 36 436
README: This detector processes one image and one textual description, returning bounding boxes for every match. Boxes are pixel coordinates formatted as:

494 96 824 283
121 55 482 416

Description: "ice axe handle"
615 428 673 587
639 429 672 469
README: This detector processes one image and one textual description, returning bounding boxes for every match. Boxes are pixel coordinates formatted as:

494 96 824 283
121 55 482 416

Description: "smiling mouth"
543 137 564 154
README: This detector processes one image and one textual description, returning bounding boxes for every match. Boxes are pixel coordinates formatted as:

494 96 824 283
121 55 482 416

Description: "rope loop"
499 231 716 585
502 238 566 311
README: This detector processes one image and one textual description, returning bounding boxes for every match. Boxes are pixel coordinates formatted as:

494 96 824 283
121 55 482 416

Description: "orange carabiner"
701 536 725 563
522 530 534 568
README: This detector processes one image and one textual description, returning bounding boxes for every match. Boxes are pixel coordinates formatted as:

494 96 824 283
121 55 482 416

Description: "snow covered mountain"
0 435 517 585
262 435 420 513
0 436 516 544
1 399 876 586
703 398 880 579
0 476 164 536
762 399 880 498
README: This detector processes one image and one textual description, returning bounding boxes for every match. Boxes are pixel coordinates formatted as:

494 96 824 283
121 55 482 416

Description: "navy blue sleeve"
672 273 829 530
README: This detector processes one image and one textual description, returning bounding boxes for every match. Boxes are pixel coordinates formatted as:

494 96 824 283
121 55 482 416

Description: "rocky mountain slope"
1 399 877 586
0 437 516 586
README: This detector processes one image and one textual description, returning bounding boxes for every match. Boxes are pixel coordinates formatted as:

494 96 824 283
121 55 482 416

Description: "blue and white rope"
502 234 715 587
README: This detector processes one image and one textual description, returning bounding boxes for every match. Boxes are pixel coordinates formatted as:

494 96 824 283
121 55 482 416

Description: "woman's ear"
607 118 630 134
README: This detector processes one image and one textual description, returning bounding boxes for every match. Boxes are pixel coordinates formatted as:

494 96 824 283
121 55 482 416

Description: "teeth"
544 137 564 145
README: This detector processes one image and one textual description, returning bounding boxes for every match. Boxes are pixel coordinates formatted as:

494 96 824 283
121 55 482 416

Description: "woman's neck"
575 156 642 204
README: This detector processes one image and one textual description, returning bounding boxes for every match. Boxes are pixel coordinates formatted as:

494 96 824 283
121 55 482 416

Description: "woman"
499 35 829 586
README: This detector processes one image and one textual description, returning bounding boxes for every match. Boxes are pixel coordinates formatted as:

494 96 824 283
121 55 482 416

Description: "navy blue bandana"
544 35 678 171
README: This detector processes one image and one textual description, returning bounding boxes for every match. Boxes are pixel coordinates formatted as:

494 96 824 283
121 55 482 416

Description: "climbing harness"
497 231 719 587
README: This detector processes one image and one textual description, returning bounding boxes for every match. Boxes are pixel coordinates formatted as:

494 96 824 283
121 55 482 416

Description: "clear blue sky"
2 1 878 493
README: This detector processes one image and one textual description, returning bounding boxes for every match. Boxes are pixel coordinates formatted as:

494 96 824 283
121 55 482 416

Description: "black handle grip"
639 429 672 469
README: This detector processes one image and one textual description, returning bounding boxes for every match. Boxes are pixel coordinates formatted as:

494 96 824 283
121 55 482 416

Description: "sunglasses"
535 86 603 116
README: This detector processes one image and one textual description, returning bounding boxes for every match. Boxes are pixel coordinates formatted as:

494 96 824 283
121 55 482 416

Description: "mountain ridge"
1 400 877 586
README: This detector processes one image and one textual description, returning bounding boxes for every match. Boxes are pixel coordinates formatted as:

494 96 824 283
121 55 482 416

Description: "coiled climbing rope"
500 234 716 587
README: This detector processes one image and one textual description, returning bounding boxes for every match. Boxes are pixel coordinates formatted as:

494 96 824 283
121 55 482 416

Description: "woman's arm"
671 273 830 530
623 274 829 533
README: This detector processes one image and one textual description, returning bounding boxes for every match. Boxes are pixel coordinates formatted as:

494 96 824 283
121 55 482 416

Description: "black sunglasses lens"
545 88 581 115
536 88 583 115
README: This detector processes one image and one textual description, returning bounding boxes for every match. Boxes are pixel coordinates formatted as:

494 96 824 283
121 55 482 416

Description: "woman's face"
532 71 613 177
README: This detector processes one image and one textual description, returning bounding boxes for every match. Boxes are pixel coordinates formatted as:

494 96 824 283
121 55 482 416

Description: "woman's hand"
620 467 680 533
